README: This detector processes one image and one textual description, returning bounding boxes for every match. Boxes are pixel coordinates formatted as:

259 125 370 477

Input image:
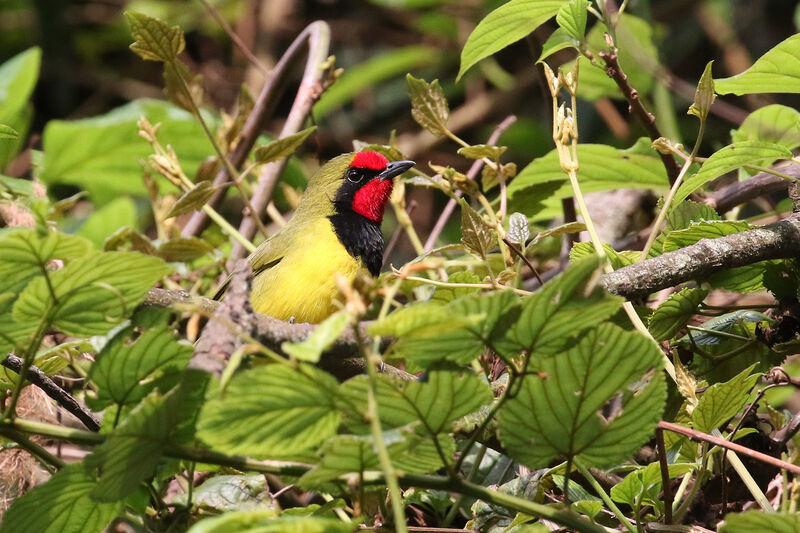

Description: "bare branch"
707 161 800 214
1 355 100 432
601 214 800 299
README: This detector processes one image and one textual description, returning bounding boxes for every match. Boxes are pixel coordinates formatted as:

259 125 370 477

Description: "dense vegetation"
2 0 800 531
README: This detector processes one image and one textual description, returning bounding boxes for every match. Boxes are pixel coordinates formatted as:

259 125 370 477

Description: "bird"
220 150 414 324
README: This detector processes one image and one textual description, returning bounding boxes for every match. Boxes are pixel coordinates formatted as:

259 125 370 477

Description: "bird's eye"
347 168 364 183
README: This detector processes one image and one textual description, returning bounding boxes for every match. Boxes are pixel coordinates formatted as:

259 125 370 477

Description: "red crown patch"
351 151 388 170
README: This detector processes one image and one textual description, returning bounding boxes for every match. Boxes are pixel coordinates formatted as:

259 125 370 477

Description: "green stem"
743 164 798 182
202 204 257 253
356 326 408 533
4 306 53 420
0 429 64 472
574 460 636 532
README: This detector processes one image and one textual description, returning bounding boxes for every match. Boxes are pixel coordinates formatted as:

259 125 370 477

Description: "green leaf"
40 99 215 204
157 237 214 262
298 430 454 489
87 371 207 500
692 364 760 433
253 126 317 164
125 11 185 63
673 141 794 206
198 363 341 458
506 212 530 245
715 33 800 95
458 0 564 81
0 228 93 294
406 74 450 136
648 200 721 257
556 0 589 41
538 28 580 63
188 475 268 512
13 251 171 337
731 104 800 150
389 291 518 366
458 144 507 160
498 324 666 468
648 288 708 342
568 15 658 101
77 197 138 249
0 47 41 169
610 462 695 509
165 181 217 218
569 242 639 269
429 270 483 304
687 61 716 120
0 463 123 533
460 199 494 258
719 511 800 532
498 257 623 356
508 141 669 221
0 174 35 196
340 366 492 434
88 325 193 409
0 123 18 139
188 512 354 533
104 227 158 255
530 221 586 246
315 46 441 118
282 312 350 363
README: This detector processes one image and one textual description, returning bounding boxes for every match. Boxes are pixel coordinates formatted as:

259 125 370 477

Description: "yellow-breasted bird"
226 150 414 324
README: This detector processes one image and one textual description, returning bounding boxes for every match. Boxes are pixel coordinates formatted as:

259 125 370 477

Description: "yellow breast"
249 217 363 323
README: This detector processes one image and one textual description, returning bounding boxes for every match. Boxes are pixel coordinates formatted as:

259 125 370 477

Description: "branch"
181 21 331 239
706 161 800 214
658 420 800 475
230 22 334 260
1 355 100 432
598 50 682 185
601 214 800 299
423 114 517 252
143 288 412 381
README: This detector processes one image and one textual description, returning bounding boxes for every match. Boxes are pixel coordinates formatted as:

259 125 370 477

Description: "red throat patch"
352 178 394 223
351 151 389 170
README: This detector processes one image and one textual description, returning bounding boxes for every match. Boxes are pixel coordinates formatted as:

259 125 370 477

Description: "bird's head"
303 151 415 223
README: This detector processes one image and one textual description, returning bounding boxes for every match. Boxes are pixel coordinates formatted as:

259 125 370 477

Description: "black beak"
378 160 415 181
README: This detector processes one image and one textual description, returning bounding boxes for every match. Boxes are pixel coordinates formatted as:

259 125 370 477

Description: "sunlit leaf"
498 324 666 468
188 512 353 533
715 34 800 95
458 144 507 160
198 363 341 458
538 28 580 62
157 237 214 262
556 0 589 42
687 61 715 120
88 325 193 409
0 47 40 169
648 200 721 257
506 212 530 245
498 257 622 356
298 430 454 489
731 104 800 150
165 181 217 218
13 251 171 337
282 312 350 363
610 462 695 511
692 364 760 433
460 199 494 258
253 126 317 164
406 74 450 136
0 463 123 533
0 124 18 139
340 366 492 434
719 511 800 532
458 0 564 81
648 288 708 342
125 11 185 63
673 141 793 206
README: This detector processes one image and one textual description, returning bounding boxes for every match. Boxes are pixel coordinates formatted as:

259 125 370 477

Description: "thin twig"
598 49 682 185
423 115 517 252
182 21 331 239
656 428 673 524
502 237 543 285
706 161 800 214
1 355 101 432
659 420 800 475
196 0 269 75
